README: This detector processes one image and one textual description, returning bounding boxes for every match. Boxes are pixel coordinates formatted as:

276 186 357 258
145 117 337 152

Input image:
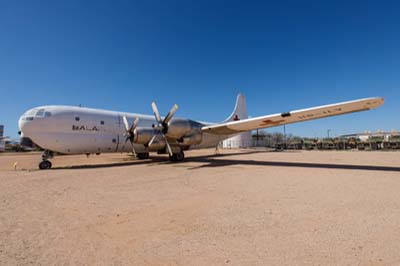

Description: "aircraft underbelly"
192 132 234 149
32 132 121 154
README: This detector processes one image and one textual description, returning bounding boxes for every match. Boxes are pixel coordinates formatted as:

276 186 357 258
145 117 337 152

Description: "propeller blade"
122 115 130 132
132 117 140 130
163 104 178 124
129 141 137 157
162 134 173 156
151 102 162 124
123 116 139 135
148 134 157 147
120 136 128 153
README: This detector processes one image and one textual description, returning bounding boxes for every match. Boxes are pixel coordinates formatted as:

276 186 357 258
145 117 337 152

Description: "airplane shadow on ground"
185 155 400 172
51 150 264 170
52 150 400 173
52 157 162 170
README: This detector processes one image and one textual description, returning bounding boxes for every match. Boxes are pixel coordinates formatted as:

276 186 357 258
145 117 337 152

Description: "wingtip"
367 97 385 109
375 97 385 104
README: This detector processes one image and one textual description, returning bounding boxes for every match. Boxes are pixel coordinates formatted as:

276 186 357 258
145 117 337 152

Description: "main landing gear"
137 153 150 160
169 151 185 162
39 150 53 170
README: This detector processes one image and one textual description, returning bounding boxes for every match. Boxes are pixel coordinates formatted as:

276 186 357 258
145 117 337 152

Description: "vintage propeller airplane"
18 94 384 169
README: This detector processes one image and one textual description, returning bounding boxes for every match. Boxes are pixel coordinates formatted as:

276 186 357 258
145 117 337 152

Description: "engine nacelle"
166 118 192 139
179 133 203 145
133 127 157 144
133 120 204 149
147 135 166 150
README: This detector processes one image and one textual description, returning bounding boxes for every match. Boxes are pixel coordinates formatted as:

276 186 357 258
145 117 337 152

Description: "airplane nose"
18 114 35 135
18 116 29 134
19 107 51 136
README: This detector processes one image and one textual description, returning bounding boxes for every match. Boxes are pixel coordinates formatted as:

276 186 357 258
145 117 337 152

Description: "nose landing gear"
39 160 52 170
39 150 53 170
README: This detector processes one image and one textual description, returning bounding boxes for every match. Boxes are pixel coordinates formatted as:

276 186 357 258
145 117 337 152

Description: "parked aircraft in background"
18 94 384 169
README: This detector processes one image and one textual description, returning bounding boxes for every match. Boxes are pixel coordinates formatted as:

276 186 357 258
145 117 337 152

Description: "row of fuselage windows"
75 116 105 125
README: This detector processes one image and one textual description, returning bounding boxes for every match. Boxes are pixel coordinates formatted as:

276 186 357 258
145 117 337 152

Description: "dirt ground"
1 149 400 266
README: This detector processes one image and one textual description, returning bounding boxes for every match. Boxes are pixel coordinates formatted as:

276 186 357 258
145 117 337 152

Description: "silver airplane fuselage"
18 105 227 155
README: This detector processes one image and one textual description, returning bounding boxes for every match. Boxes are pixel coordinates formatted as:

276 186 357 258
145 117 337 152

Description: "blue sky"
1 0 399 139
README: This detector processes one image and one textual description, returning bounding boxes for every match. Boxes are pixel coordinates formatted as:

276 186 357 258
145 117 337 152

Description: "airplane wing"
202 97 384 135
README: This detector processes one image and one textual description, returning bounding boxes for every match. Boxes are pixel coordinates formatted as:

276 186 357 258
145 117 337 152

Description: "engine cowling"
179 133 203 145
167 119 204 146
133 120 204 149
133 127 157 144
146 135 166 150
166 118 192 139
133 127 167 150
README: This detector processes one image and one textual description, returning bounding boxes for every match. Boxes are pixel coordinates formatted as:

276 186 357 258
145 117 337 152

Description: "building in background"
339 130 399 141
222 94 252 148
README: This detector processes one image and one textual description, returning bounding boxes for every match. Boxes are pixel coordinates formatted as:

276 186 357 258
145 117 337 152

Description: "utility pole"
256 129 259 147
283 124 286 149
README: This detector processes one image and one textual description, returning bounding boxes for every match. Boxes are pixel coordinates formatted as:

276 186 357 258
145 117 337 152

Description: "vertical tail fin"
224 93 249 122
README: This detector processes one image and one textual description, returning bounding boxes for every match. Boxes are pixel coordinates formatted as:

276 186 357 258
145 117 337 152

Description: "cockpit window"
35 109 45 117
22 108 51 120
22 109 36 120
25 109 37 116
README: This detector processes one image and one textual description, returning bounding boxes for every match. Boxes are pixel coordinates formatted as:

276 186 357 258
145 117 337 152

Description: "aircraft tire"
175 151 184 161
137 153 149 160
39 160 52 170
169 151 185 162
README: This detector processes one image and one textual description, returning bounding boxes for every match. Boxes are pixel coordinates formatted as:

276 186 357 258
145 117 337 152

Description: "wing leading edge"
202 97 384 135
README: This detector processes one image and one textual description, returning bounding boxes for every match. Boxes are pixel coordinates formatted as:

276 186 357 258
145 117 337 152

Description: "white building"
222 94 252 148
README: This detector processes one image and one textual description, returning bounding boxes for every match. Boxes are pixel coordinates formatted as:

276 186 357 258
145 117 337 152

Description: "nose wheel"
39 150 54 170
39 160 52 170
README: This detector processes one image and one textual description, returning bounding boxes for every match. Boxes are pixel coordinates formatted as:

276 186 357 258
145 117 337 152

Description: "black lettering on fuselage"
72 125 100 132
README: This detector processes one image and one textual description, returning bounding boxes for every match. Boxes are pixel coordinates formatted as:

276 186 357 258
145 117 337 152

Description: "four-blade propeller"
122 102 178 157
122 116 139 156
149 102 178 156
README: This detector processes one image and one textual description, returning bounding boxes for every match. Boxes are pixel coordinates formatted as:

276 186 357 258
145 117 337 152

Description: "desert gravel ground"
1 149 400 266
